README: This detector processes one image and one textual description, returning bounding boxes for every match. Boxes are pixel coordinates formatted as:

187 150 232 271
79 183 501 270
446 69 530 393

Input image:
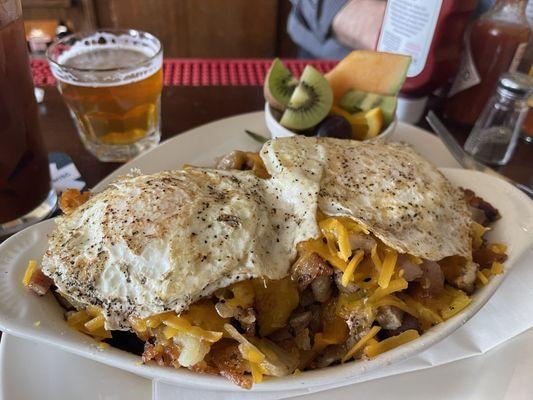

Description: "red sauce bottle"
444 0 530 126
376 0 477 122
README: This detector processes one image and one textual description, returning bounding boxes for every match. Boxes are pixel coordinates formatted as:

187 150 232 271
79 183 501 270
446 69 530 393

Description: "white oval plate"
0 112 532 392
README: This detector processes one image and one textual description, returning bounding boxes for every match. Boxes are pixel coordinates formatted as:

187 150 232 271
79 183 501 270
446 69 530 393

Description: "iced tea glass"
47 29 163 162
0 0 57 236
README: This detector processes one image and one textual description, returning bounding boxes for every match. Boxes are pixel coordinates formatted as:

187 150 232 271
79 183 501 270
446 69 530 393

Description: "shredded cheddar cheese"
472 222 490 249
334 216 370 234
378 249 397 289
342 326 381 362
226 325 266 383
440 287 471 320
67 309 112 340
67 310 91 327
489 243 507 255
313 332 342 352
163 325 179 339
145 312 173 329
299 239 347 270
368 278 408 302
372 295 418 318
130 317 148 333
401 295 443 325
250 361 264 383
162 315 223 342
86 305 102 317
364 329 420 358
319 218 352 261
491 261 504 275
476 270 489 286
324 232 339 259
371 244 382 271
244 346 265 363
341 250 365 286
84 315 105 332
22 260 37 287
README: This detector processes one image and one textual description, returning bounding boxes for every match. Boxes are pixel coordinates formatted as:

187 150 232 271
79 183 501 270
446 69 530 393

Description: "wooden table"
39 87 532 190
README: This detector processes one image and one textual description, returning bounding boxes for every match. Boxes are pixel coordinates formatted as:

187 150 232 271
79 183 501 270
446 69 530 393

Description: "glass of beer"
1 0 57 236
47 29 163 162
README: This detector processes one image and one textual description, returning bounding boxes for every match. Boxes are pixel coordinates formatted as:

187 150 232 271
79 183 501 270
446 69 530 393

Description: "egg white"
42 168 319 330
260 136 472 261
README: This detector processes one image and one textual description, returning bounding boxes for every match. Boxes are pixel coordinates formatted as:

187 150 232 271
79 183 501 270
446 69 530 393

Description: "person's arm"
287 0 352 59
332 0 386 50
287 0 386 59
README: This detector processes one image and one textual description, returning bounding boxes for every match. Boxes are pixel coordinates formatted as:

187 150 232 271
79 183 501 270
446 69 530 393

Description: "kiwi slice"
280 65 333 130
264 58 298 111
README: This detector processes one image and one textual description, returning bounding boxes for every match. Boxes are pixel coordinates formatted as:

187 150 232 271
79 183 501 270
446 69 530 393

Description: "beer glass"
47 29 163 162
0 0 57 236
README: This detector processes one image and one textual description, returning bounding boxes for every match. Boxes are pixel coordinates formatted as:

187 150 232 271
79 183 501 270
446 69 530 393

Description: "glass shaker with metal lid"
464 72 533 166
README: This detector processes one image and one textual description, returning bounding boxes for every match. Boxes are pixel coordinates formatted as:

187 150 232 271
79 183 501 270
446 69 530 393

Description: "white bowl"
265 103 397 141
0 169 531 392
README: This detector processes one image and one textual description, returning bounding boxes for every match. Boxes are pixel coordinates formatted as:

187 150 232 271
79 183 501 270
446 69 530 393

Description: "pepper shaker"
464 72 533 166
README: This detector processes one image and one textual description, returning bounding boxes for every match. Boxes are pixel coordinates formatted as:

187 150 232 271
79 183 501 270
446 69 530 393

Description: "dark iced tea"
0 13 52 224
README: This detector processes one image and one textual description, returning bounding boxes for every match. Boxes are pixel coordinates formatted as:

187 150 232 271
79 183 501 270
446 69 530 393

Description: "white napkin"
154 248 533 400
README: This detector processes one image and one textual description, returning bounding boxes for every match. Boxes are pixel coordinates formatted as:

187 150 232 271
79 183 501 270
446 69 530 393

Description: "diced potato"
84 315 105 332
226 281 255 309
174 332 211 367
253 277 299 336
59 189 90 214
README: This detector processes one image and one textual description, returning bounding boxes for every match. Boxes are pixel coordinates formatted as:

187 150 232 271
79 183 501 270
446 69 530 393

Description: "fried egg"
260 136 472 261
42 168 319 330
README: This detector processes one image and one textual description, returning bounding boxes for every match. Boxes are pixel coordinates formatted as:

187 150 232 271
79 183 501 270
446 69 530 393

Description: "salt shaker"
464 72 533 166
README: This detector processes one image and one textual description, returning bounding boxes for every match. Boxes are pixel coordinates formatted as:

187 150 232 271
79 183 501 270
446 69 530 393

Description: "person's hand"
332 0 386 50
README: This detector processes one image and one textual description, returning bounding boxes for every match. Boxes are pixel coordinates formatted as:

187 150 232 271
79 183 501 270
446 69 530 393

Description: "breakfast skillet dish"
23 136 507 389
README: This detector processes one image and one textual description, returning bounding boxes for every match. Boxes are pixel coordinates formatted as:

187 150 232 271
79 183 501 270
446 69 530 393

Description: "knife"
426 111 533 198
245 129 268 144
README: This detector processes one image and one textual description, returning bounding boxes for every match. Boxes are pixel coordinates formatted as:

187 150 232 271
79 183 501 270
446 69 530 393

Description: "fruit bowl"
264 103 397 142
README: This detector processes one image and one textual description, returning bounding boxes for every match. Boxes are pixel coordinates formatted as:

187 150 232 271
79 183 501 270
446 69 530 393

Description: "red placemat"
31 58 338 87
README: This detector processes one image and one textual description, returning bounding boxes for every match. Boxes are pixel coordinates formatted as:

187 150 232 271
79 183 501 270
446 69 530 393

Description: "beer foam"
50 32 162 87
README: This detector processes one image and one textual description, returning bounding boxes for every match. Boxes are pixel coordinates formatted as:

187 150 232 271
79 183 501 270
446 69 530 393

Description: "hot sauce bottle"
445 0 530 126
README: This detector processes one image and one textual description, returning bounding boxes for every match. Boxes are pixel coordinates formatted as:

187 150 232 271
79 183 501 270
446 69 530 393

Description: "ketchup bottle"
376 0 477 123
444 0 530 126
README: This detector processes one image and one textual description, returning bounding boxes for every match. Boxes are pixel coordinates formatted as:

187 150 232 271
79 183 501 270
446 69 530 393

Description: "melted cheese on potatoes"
42 168 319 329
260 136 472 261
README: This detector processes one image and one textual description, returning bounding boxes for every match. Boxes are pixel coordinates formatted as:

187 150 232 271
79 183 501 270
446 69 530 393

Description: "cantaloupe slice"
326 51 411 100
